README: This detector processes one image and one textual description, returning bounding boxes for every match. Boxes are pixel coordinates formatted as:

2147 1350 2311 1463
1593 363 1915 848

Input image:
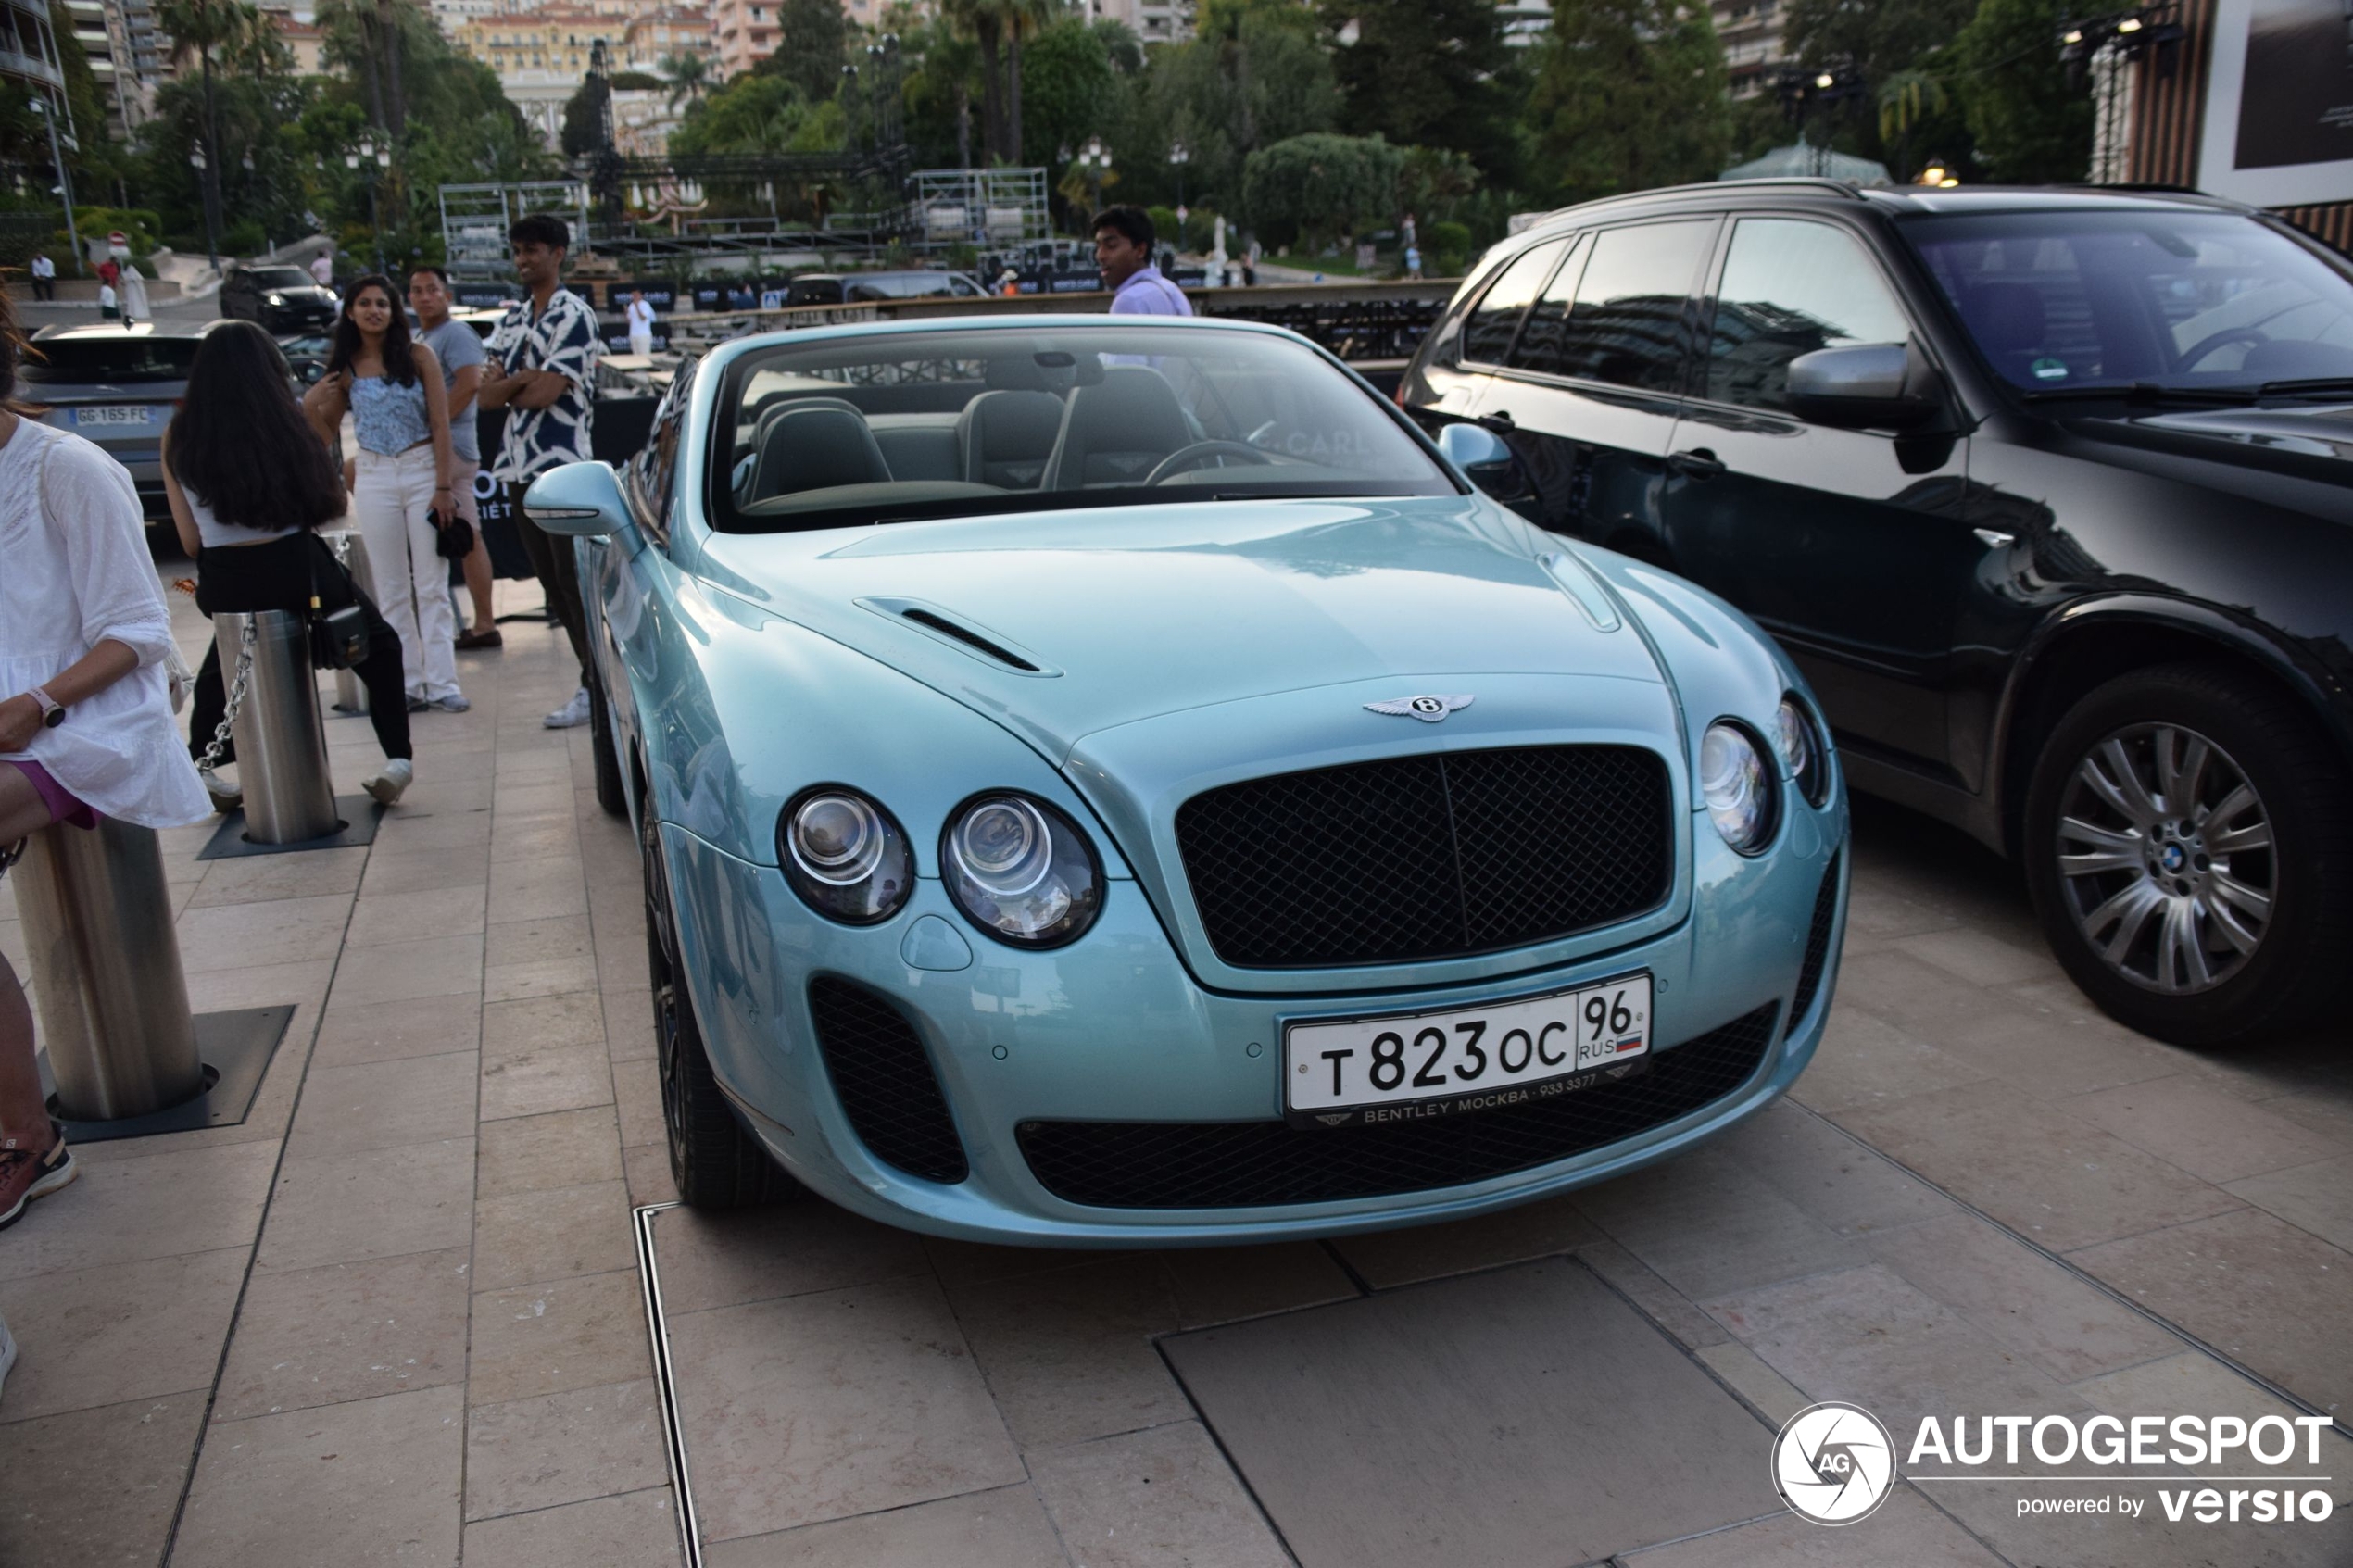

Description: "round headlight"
942 793 1102 947
1701 721 1778 855
1774 696 1831 808
779 787 912 924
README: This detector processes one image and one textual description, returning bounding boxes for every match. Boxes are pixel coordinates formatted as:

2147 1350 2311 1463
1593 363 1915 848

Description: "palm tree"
996 0 1054 165
937 0 1007 163
156 0 260 261
661 50 709 111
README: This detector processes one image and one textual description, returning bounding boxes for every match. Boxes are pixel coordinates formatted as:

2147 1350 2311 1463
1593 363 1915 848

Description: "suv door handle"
1668 447 1724 481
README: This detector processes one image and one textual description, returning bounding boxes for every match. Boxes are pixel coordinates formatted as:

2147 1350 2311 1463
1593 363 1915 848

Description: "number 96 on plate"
1282 973 1653 1128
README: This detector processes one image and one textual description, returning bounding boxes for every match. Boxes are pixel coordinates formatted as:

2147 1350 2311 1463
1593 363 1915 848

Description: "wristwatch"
27 685 64 727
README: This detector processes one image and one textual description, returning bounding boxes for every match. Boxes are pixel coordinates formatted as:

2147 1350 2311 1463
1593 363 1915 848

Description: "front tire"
642 808 802 1208
2023 662 2353 1047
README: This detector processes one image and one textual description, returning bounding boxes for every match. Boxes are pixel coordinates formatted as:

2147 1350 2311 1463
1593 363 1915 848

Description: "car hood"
694 495 1663 763
2125 401 2353 462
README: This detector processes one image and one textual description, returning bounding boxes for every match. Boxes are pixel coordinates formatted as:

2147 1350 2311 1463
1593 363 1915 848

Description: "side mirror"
1437 421 1522 496
1786 342 1946 431
523 460 631 538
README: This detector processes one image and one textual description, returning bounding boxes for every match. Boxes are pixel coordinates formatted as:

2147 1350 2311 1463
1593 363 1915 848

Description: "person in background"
310 247 333 288
95 255 119 293
96 281 117 320
1404 244 1423 280
27 253 53 303
478 214 599 730
119 260 148 325
170 321 413 805
304 274 467 714
625 289 656 358
1 286 208 1241
1094 206 1192 317
409 265 499 650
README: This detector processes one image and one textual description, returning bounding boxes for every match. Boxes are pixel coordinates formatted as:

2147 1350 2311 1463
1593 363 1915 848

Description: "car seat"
1043 367 1193 488
751 402 892 500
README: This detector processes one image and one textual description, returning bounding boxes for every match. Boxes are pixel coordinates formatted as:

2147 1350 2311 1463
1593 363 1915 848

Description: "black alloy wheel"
642 806 801 1208
587 664 627 818
2024 663 2353 1047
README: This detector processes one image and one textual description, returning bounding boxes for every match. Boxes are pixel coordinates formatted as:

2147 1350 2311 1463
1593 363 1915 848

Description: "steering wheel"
1144 441 1279 485
2176 326 2269 372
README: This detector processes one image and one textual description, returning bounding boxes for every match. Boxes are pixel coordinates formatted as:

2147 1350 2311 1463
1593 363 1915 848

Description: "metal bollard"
13 818 207 1120
327 530 372 716
216 608 340 843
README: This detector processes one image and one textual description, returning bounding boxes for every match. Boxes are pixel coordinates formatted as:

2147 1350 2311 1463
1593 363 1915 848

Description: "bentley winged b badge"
1365 695 1476 723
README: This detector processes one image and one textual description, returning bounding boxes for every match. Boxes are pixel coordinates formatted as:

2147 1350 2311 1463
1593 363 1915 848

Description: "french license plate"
1283 974 1653 1129
73 405 154 428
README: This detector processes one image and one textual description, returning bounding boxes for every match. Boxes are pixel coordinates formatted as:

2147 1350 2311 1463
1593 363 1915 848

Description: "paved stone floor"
1 572 2348 1567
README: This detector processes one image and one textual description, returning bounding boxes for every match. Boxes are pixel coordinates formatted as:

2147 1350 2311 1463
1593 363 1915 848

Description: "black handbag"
307 546 369 671
433 508 476 561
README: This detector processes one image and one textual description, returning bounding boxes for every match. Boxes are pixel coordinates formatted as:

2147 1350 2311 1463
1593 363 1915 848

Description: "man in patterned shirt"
480 213 602 728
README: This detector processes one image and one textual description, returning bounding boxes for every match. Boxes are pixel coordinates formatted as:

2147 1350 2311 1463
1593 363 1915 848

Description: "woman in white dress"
0 287 208 1240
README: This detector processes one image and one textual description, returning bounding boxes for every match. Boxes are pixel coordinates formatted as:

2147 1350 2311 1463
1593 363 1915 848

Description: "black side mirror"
1787 342 1947 431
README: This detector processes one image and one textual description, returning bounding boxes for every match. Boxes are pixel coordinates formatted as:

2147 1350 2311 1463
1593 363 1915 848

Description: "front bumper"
661 806 1846 1247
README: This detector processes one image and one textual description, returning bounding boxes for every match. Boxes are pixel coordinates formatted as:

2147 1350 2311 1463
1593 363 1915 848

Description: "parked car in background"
220 264 339 334
22 322 210 524
523 315 1848 1239
784 270 988 307
1402 181 2353 1047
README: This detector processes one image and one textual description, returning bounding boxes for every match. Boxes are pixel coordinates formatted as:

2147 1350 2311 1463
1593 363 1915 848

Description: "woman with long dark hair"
303 274 466 713
169 320 415 802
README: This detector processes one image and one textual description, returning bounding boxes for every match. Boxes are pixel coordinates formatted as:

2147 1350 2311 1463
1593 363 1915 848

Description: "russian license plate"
1284 974 1653 1129
73 405 154 428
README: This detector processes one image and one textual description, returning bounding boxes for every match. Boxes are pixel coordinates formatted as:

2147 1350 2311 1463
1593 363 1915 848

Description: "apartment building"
1712 0 1787 97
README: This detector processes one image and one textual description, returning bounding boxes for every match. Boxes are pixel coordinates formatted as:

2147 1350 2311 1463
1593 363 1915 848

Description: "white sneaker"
0 1311 15 1411
200 766 242 813
544 687 591 729
360 758 414 806
428 692 472 713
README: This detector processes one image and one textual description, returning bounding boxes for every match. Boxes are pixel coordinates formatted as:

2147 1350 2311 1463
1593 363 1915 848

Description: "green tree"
1952 0 2092 181
1525 0 1729 204
1017 17 1113 165
1133 0 1337 217
1241 131 1403 248
661 50 711 109
758 0 849 104
1319 0 1516 183
560 72 608 156
1782 0 1972 163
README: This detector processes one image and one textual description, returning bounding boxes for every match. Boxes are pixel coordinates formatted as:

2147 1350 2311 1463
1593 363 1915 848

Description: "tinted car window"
250 268 314 288
21 338 202 383
1903 209 2353 391
1460 240 1568 365
1504 233 1593 377
1707 220 1915 412
1554 220 1715 393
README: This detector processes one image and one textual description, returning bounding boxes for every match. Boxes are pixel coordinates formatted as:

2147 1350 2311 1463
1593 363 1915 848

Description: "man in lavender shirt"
1094 207 1192 317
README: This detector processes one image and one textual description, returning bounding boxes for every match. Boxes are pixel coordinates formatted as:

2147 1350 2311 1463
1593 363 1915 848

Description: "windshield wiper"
2020 382 2256 407
2255 377 2353 401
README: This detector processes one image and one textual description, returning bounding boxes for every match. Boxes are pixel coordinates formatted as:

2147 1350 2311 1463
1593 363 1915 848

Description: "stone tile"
1705 1263 2082 1437
652 1203 929 1316
1160 1243 1357 1328
480 990 606 1061
182 957 335 1016
1161 1260 1777 1567
465 1378 668 1521
188 846 370 908
1572 1237 1730 1349
360 845 493 897
1621 1485 2005 1566
213 1248 472 1420
283 1049 480 1159
472 1180 634 1292
460 1487 683 1568
345 884 488 946
602 986 654 1061
1572 1146 1868 1300
623 1141 677 1207
0 1248 245 1422
705 1483 1066 1568
664 1276 1024 1540
2064 1074 2347 1185
370 807 494 853
1713 1098 1959 1237
1833 1080 2245 1252
256 1139 475 1274
469 1270 651 1406
0 1395 207 1568
175 896 356 975
0 1139 277 1283
1864 1214 2183 1386
485 858 589 924
489 819 579 867
949 1256 1188 1450
325 932 484 1008
480 1043 612 1123
2070 1209 2353 1416
174 1385 465 1568
1693 1341 1809 1427
1893 923 2066 989
483 915 598 1002
2072 1348 2329 1427
1333 1192 1604 1288
1028 1423 1288 1568
312 991 484 1066
613 1055 665 1149
1782 1005 1992 1116
477 1106 625 1198
2226 1155 2353 1252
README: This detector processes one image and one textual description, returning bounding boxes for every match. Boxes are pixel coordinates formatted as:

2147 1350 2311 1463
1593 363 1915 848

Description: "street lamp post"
190 140 219 270
30 96 83 277
1169 139 1189 238
1078 135 1111 220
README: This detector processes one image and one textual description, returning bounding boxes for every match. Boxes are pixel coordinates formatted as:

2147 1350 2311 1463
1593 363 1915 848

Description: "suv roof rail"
1514 178 1866 232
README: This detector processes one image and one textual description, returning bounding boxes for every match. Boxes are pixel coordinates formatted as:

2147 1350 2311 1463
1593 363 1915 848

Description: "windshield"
1900 209 2353 395
21 337 202 383
251 268 314 288
706 325 1455 533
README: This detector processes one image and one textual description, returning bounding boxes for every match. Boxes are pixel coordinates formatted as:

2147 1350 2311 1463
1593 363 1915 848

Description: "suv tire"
2023 661 2353 1047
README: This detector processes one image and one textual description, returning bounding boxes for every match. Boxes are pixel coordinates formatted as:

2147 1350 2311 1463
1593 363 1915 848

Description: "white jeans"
629 332 653 357
353 445 459 702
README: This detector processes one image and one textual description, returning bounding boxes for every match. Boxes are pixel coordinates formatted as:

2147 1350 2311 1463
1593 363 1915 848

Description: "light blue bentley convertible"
524 316 1848 1245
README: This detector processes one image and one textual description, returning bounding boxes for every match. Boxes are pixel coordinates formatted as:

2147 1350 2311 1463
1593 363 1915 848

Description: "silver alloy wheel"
2054 722 2274 994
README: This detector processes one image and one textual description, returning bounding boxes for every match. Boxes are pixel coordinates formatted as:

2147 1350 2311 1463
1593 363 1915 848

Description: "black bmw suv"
220 264 339 334
1402 182 2353 1048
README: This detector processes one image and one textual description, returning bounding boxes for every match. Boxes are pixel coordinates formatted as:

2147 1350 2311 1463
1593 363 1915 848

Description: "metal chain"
195 617 258 773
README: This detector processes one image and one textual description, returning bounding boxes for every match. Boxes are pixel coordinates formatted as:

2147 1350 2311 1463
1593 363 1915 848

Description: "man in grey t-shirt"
409 266 499 646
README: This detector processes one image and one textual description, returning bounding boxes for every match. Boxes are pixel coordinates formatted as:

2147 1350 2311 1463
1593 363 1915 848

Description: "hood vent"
857 597 1061 677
